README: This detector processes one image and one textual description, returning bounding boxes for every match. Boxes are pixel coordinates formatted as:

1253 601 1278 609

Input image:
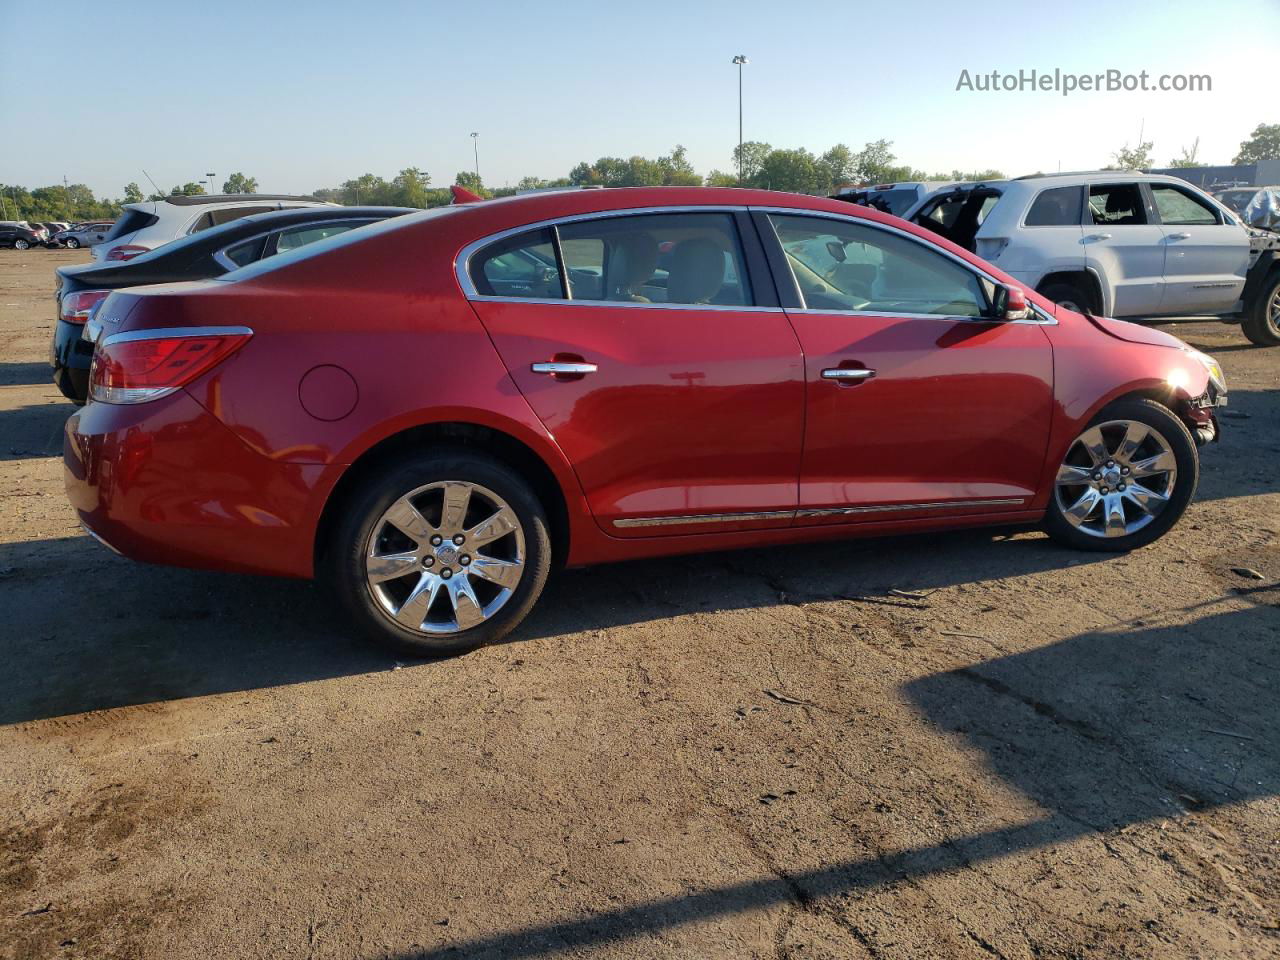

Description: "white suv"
93 194 336 262
902 172 1280 341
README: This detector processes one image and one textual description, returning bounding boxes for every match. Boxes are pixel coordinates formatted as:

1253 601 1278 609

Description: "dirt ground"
0 247 1277 960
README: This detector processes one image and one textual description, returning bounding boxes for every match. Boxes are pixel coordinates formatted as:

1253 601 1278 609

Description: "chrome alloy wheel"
1054 420 1178 539
365 481 525 635
1269 284 1280 329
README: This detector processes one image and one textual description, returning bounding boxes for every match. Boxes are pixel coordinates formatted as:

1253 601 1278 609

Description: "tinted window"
222 236 267 268
557 212 753 306
1025 186 1083 226
274 221 367 253
1088 184 1147 225
470 228 563 299
1151 185 1218 225
105 209 158 239
770 214 988 317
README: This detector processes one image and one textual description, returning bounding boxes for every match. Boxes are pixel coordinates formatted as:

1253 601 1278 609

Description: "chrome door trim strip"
795 497 1027 519
613 509 795 529
611 497 1028 528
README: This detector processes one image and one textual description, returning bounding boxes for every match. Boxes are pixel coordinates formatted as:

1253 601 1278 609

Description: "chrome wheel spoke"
1076 426 1110 466
440 482 471 532
1129 450 1175 478
1114 422 1149 463
1062 488 1101 527
1056 463 1094 485
448 576 485 631
1123 481 1168 513
394 574 440 629
367 550 420 583
469 554 522 589
466 507 520 547
384 499 435 544
1103 493 1128 537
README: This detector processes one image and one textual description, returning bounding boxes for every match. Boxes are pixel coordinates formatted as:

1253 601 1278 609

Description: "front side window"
769 214 989 317
1150 185 1219 225
274 221 367 254
221 236 267 268
1088 184 1147 225
1025 186 1084 226
557 212 753 306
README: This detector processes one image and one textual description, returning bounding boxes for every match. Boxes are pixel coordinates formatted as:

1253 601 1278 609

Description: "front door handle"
1085 233 1112 241
1166 232 1192 241
531 361 598 376
822 368 876 383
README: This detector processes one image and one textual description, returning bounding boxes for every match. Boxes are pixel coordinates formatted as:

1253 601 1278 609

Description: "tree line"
4 124 1276 224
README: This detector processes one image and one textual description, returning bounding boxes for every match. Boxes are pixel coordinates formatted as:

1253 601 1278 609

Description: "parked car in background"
91 194 336 262
1213 185 1280 228
51 221 115 248
0 222 43 249
833 182 952 217
51 205 416 403
66 186 1225 658
901 172 1280 344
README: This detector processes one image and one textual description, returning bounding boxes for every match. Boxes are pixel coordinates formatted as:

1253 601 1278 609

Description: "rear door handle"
1167 232 1192 241
531 361 598 376
1085 233 1112 241
822 368 876 383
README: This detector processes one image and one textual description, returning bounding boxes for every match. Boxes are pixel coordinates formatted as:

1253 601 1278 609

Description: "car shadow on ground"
0 526 1107 726
0 361 58 388
384 596 1279 959
0 397 72 459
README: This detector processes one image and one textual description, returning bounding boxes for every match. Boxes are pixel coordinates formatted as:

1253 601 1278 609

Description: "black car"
0 223 42 250
51 205 416 403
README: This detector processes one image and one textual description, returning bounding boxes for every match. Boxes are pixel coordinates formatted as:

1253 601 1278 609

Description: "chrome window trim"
211 217 380 272
102 325 253 347
755 207 1057 326
457 204 1054 325
612 497 1028 528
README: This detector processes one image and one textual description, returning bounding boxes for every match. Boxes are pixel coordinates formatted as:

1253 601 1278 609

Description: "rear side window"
105 209 159 240
558 212 753 306
1025 186 1083 226
274 221 368 253
1088 184 1147 225
221 236 267 268
1150 185 1219 225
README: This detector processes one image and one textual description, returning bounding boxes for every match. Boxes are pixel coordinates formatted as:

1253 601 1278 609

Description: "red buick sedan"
65 187 1226 655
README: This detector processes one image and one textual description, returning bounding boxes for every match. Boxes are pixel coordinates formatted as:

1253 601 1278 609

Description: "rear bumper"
65 391 331 579
50 318 93 404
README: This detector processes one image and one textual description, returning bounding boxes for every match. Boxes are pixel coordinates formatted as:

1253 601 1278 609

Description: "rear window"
1024 186 1084 226
105 208 159 240
867 189 920 216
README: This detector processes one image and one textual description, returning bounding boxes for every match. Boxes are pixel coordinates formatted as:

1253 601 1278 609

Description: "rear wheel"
1044 398 1198 552
1039 280 1097 315
1241 269 1280 346
66 238 80 249
13 239 29 250
325 449 552 657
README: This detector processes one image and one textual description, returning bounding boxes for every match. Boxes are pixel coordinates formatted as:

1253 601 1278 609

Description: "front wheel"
13 239 29 250
1044 398 1198 552
1241 269 1280 346
324 449 552 656
66 238 80 249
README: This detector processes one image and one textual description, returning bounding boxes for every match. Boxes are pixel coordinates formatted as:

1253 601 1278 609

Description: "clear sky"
2 0 1276 199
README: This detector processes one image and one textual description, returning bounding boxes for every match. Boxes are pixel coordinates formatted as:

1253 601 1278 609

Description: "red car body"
65 187 1217 583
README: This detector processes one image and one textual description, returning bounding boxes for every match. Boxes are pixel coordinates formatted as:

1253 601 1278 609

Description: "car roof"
161 193 330 206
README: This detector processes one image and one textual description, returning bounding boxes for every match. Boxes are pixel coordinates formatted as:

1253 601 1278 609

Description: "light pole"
732 55 748 182
207 172 216 195
470 132 480 185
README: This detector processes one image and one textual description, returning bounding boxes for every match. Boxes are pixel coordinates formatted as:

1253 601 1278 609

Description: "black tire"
1043 398 1199 552
66 238 80 249
13 239 29 250
1039 280 1097 315
1241 268 1280 346
323 448 552 657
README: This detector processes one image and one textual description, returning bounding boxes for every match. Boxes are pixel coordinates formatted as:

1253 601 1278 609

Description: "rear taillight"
89 327 252 404
61 290 110 324
105 244 149 261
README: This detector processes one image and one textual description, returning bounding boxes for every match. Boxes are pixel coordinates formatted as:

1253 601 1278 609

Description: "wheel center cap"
1103 468 1122 486
435 543 459 565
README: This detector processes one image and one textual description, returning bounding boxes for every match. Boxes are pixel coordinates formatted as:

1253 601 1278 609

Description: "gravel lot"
1 248 1278 960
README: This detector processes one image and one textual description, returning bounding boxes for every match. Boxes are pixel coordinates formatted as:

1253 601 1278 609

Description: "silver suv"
92 193 335 262
902 172 1280 344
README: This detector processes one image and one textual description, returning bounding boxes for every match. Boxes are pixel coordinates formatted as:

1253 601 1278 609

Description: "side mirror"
992 284 1032 321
